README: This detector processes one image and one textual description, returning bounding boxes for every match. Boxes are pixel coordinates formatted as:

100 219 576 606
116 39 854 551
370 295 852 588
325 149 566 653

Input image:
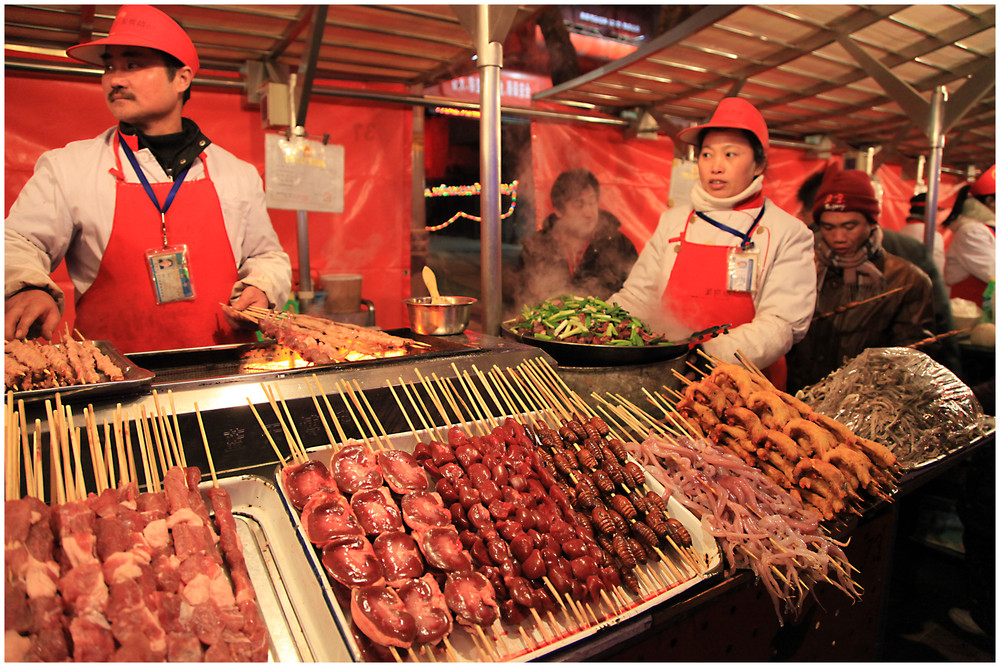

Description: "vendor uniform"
945 195 996 306
612 179 816 371
5 121 290 352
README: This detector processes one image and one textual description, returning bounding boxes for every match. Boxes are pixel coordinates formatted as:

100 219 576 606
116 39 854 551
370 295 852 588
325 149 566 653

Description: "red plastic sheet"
5 72 414 330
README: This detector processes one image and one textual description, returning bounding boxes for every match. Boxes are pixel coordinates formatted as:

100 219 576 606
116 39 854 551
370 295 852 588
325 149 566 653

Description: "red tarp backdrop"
5 72 415 329
530 121 963 251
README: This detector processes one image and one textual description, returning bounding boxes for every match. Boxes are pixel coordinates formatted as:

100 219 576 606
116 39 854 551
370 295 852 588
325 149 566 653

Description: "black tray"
500 323 730 367
9 340 155 404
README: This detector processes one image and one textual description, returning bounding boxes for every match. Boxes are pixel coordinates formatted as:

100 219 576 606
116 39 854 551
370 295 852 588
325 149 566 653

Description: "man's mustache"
108 87 134 102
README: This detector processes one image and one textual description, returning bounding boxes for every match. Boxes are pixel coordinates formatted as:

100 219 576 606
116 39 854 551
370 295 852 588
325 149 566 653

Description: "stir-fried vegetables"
509 295 669 346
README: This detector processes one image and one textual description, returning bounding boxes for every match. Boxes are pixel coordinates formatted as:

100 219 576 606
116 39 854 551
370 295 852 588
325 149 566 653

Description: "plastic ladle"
422 265 445 304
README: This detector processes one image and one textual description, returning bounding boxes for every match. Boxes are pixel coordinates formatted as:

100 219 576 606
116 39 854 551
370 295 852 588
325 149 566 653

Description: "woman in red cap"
942 165 995 306
611 97 816 385
5 5 291 353
784 165 935 392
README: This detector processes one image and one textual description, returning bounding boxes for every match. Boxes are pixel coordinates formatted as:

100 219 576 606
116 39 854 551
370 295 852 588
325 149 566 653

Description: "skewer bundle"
662 352 898 521
254 360 711 662
4 392 270 662
5 327 124 391
231 305 428 365
587 386 864 624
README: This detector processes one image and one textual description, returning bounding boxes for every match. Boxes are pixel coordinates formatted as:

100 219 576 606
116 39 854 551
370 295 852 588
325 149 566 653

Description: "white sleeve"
4 149 78 308
703 214 817 369
213 152 292 309
945 223 996 285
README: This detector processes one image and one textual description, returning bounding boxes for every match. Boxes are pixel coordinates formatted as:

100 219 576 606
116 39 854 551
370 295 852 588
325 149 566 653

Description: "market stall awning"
533 4 996 172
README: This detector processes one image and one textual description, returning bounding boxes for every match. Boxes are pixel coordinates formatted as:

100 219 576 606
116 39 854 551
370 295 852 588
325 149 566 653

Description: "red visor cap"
970 165 996 197
677 97 769 152
67 5 199 74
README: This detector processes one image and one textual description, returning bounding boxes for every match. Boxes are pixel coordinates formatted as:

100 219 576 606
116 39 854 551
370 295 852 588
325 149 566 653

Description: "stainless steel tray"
273 426 722 662
9 340 155 404
204 474 351 662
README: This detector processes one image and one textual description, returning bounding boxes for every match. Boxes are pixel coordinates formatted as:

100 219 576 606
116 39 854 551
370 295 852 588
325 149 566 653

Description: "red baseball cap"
677 97 770 152
970 164 995 197
67 5 199 74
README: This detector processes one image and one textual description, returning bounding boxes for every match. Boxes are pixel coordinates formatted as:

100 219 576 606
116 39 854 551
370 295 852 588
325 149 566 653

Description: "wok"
501 323 729 367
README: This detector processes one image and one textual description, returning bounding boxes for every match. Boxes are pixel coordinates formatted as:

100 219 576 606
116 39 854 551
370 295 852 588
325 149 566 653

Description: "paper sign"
265 133 344 213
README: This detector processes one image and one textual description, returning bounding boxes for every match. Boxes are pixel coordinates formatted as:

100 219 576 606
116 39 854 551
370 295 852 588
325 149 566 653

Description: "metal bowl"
404 296 477 335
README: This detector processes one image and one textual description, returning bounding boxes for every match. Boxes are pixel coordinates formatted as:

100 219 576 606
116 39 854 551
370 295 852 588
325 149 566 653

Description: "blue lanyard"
118 131 191 247
696 204 766 250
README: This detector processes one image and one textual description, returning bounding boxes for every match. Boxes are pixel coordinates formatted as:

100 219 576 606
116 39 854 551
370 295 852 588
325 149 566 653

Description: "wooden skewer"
261 384 302 462
337 379 378 450
121 406 137 489
442 636 459 662
470 364 506 422
528 606 552 643
353 379 392 448
450 365 493 430
311 375 348 447
194 403 220 488
247 398 288 468
415 368 460 437
474 625 498 660
388 645 402 662
273 384 309 456
17 399 34 498
385 380 420 438
406 646 419 662
133 407 156 493
439 371 483 434
32 420 43 501
486 366 527 424
48 405 65 506
399 376 443 442
305 378 337 447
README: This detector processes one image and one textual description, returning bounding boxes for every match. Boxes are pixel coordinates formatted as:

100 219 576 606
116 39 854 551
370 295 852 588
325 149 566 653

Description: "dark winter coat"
786 250 936 393
514 210 638 307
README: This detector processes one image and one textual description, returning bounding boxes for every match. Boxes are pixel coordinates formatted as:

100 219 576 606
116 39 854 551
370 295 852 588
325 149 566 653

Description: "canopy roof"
5 4 995 172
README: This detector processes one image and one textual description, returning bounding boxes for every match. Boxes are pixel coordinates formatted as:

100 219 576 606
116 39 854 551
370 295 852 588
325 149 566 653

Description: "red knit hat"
67 5 199 73
812 166 880 223
677 97 770 152
970 164 995 197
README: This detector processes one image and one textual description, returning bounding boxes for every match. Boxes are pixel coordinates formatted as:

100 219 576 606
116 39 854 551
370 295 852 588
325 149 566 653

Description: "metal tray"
9 340 155 404
274 426 722 662
203 474 351 662
127 330 480 386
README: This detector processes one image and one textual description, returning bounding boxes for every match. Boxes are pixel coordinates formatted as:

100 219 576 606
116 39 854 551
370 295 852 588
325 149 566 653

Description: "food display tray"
202 474 352 662
10 340 155 404
273 427 722 663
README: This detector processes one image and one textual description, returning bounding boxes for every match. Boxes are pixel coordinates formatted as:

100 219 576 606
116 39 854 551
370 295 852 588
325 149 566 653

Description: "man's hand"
5 289 61 340
224 285 270 329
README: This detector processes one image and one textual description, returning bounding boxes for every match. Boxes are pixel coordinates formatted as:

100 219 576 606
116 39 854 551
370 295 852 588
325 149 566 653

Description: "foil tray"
9 340 155 404
272 427 723 663
204 475 352 662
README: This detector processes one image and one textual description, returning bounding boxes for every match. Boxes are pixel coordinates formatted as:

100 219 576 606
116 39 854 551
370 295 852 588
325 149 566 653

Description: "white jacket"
899 222 946 276
944 198 996 286
5 127 291 311
611 199 816 369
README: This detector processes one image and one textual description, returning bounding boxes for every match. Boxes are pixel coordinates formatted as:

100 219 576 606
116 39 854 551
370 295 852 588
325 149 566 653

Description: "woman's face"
697 129 764 199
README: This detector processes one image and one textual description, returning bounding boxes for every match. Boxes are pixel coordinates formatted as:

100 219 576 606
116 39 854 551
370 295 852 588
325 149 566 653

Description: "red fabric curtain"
5 72 414 329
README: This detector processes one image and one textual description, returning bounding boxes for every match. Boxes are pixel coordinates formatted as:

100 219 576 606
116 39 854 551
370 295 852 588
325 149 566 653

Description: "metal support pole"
924 86 946 253
296 210 313 312
476 6 503 336
411 84 429 298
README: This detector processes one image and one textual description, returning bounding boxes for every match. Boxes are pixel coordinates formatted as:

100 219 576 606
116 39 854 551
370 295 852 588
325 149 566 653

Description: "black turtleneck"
119 117 212 179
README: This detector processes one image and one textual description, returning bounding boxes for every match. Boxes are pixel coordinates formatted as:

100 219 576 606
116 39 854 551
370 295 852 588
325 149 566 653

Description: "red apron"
74 134 251 353
949 226 995 306
661 209 787 388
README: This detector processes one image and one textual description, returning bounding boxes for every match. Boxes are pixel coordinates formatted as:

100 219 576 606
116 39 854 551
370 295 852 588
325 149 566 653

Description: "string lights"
424 180 518 232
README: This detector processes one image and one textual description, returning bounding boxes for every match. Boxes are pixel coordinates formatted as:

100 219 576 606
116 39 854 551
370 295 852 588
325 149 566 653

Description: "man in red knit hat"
785 165 936 392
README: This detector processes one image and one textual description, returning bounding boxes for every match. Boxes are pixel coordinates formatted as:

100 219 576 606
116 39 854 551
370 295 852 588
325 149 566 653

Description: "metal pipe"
296 210 314 313
924 86 946 253
477 7 503 336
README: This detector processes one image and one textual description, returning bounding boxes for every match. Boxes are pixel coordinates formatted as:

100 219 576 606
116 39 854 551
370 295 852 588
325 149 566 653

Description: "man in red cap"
5 5 291 353
785 165 936 391
611 97 816 386
943 165 995 306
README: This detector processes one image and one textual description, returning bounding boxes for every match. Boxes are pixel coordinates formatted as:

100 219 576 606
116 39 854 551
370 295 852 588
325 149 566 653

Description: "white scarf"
690 175 764 212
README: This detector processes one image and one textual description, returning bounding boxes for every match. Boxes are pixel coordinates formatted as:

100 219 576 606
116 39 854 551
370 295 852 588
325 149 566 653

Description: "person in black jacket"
514 168 638 307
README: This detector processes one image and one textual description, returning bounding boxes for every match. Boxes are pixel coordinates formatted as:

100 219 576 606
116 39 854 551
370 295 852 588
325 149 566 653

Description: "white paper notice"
265 133 344 213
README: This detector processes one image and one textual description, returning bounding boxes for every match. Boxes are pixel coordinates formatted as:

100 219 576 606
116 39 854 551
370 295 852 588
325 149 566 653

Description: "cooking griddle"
127 329 481 386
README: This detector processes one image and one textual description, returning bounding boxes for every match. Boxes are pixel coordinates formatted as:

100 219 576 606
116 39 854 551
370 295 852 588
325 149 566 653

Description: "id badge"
145 244 196 304
726 247 759 292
